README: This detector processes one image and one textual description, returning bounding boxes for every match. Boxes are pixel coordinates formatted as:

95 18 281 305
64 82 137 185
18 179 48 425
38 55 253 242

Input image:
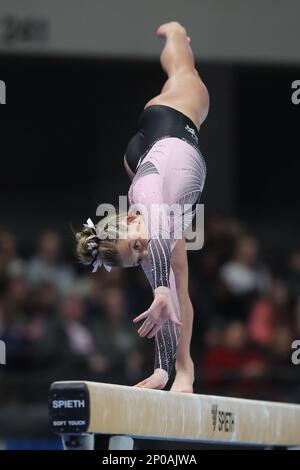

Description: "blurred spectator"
22 281 62 371
188 217 243 340
0 229 24 279
287 248 300 300
269 326 294 364
26 231 75 294
84 273 106 320
200 321 267 397
247 278 292 348
218 235 271 319
92 286 144 383
220 236 270 296
1 279 60 372
294 298 300 335
0 276 28 362
203 215 243 266
59 293 111 376
267 326 299 401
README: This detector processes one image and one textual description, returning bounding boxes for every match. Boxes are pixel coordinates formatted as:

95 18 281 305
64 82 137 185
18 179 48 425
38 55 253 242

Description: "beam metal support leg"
61 433 95 450
108 435 134 450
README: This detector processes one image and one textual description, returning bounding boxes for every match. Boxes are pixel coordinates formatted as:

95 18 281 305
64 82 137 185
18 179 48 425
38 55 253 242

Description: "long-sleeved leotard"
128 135 206 376
126 105 206 377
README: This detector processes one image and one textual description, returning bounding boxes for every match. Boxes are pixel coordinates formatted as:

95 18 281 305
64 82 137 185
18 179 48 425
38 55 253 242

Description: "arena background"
0 0 300 450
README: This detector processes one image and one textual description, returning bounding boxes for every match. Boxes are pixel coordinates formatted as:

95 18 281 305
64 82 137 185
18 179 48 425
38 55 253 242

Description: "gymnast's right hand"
133 286 182 338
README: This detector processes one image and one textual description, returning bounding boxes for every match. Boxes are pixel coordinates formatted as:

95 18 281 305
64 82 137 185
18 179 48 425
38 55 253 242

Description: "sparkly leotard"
125 105 206 376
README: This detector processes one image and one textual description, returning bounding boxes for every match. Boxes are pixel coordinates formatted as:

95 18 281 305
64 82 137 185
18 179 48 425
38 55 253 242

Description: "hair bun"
75 213 124 270
75 229 99 266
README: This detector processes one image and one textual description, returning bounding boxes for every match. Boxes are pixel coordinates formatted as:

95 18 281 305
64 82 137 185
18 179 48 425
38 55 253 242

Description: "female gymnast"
76 21 209 393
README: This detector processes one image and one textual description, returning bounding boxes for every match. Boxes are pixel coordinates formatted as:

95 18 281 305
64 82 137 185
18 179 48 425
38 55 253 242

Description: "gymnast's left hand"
133 286 182 338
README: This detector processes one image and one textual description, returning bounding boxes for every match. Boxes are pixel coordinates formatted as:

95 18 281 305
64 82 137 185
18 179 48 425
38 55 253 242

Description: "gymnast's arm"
170 238 194 360
141 257 181 377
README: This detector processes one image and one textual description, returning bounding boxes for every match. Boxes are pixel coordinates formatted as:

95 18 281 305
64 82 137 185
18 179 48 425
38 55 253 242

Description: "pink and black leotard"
125 104 206 377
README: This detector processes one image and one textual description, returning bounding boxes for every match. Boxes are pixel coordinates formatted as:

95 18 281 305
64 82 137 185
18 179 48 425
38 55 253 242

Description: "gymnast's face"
117 214 148 268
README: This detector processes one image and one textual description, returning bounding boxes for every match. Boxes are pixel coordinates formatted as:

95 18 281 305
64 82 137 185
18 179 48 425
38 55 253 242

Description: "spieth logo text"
211 404 235 433
52 399 85 409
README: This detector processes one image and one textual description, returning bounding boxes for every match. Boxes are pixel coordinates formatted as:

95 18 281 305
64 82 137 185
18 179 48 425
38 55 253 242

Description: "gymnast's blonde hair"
75 211 130 269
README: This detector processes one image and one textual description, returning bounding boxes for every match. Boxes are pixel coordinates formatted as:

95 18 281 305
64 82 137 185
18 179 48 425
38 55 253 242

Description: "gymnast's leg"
144 21 209 129
171 295 195 393
169 238 195 393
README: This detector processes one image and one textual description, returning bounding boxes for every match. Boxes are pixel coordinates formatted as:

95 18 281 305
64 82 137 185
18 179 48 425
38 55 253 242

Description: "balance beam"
49 381 300 450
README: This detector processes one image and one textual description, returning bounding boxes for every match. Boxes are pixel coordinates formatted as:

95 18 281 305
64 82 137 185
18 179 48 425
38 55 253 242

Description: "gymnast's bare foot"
134 368 169 390
170 360 194 393
156 21 190 42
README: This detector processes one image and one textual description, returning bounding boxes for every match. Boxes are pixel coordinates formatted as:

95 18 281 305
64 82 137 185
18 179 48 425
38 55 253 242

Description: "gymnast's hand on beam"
134 368 169 390
133 286 182 338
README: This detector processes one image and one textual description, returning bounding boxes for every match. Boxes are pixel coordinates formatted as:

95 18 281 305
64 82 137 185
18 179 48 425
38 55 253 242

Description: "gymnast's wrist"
154 286 171 297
